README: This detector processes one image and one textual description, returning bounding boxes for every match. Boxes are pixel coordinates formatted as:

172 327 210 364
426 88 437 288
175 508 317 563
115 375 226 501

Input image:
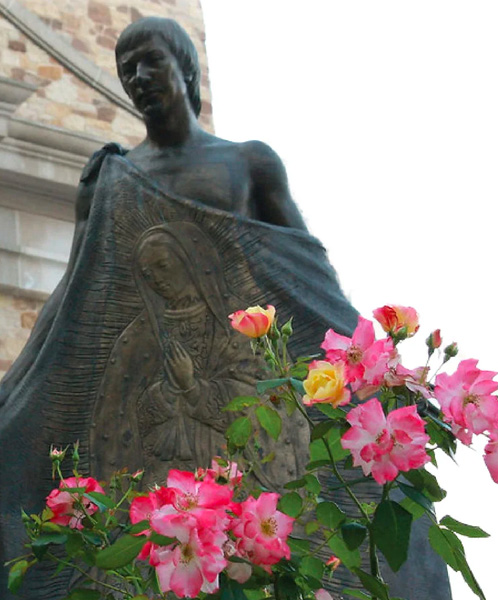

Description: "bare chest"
127 150 252 215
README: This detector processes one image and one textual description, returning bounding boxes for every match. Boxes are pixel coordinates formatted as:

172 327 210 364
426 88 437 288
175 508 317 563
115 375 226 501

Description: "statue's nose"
135 61 151 84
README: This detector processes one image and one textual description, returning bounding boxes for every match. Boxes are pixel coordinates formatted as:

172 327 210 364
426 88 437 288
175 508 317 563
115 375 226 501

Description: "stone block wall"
0 292 44 380
0 0 213 146
0 0 213 381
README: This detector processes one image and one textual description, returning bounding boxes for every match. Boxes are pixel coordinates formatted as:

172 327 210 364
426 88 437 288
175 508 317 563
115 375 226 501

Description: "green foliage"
372 501 412 572
327 534 361 569
8 560 29 594
226 416 252 448
256 378 288 394
316 501 346 529
352 568 390 600
341 523 367 551
440 516 489 538
95 534 147 570
278 492 303 518
255 405 282 440
223 396 261 412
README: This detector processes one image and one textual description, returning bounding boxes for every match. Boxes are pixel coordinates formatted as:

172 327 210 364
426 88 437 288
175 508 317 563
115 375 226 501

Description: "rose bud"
229 305 276 338
426 329 442 355
373 305 419 339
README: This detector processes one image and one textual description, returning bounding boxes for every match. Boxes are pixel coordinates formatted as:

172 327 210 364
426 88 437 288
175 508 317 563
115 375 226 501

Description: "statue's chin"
142 100 170 122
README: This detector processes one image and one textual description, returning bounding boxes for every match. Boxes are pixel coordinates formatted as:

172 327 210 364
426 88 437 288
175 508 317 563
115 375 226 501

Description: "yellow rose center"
261 516 277 536
177 492 199 511
463 393 480 407
347 345 363 364
180 543 194 564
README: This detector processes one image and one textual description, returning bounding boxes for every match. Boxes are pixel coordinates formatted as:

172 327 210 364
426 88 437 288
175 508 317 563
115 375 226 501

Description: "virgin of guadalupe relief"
0 15 452 600
90 219 309 489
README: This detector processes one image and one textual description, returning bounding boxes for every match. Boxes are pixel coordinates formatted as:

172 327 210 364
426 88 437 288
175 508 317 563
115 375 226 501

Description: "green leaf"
275 574 300 600
63 590 102 600
304 474 321 495
352 568 390 600
454 549 486 600
256 378 288 394
399 497 426 520
403 469 446 502
226 416 252 448
289 378 305 394
299 556 324 580
284 477 307 490
341 523 367 551
278 492 303 518
316 501 346 529
149 532 176 546
440 516 489 538
311 420 336 441
127 519 149 534
66 533 84 557
428 526 463 571
327 534 361 569
8 560 29 594
32 533 68 547
255 405 282 440
223 396 261 412
221 576 248 600
81 530 102 546
372 500 412 572
84 491 115 510
95 534 147 570
287 537 310 555
305 521 320 535
315 404 347 419
398 481 433 514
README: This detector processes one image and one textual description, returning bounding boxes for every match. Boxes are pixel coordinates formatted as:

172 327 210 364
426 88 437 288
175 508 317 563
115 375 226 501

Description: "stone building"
0 0 213 379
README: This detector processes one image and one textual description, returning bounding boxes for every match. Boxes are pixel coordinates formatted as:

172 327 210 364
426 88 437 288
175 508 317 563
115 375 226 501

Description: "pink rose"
46 476 105 530
341 398 430 485
484 432 498 484
228 305 275 338
434 359 498 444
231 493 294 572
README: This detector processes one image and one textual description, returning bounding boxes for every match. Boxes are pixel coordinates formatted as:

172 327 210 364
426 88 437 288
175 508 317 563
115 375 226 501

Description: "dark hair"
116 17 201 117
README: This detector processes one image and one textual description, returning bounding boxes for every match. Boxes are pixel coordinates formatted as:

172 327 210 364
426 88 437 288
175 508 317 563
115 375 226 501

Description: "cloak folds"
0 149 451 600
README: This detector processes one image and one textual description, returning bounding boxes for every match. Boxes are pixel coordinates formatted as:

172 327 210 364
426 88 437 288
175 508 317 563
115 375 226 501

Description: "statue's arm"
243 140 308 231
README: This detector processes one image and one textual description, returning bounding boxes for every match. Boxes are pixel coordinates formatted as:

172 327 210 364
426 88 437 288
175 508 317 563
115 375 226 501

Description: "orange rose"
373 305 419 338
303 360 351 407
228 305 276 338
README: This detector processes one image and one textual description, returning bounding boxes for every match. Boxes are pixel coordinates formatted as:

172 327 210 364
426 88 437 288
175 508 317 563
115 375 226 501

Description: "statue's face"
117 34 187 118
138 240 196 301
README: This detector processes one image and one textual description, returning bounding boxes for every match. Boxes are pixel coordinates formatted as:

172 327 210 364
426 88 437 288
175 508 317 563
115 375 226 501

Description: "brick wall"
0 0 213 381
0 292 44 381
0 0 213 146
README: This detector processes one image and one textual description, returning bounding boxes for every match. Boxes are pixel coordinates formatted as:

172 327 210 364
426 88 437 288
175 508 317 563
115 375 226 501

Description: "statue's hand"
165 341 195 391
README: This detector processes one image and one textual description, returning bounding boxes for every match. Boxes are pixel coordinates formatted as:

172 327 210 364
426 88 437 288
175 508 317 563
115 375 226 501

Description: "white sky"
201 2 498 599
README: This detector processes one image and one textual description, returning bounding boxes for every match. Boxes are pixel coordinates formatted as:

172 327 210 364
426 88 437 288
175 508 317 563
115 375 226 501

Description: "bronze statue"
0 18 452 600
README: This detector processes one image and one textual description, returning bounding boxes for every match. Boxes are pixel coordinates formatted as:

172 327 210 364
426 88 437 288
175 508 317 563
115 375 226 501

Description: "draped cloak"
0 146 452 600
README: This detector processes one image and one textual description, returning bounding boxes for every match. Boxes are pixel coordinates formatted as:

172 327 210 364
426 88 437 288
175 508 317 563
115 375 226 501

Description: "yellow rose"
303 360 351 407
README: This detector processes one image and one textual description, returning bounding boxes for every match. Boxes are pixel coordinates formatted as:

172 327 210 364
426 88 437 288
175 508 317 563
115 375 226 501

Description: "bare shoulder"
239 139 286 174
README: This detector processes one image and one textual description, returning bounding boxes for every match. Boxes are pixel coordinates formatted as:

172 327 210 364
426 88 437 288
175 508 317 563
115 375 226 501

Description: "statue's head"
116 17 201 118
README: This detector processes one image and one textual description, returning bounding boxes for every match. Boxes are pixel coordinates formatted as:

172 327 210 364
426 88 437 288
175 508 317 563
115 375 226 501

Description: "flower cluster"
299 304 498 485
130 466 293 597
47 476 104 530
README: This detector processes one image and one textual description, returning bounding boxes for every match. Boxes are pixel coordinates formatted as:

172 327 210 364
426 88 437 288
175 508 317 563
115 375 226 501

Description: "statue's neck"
143 100 200 148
